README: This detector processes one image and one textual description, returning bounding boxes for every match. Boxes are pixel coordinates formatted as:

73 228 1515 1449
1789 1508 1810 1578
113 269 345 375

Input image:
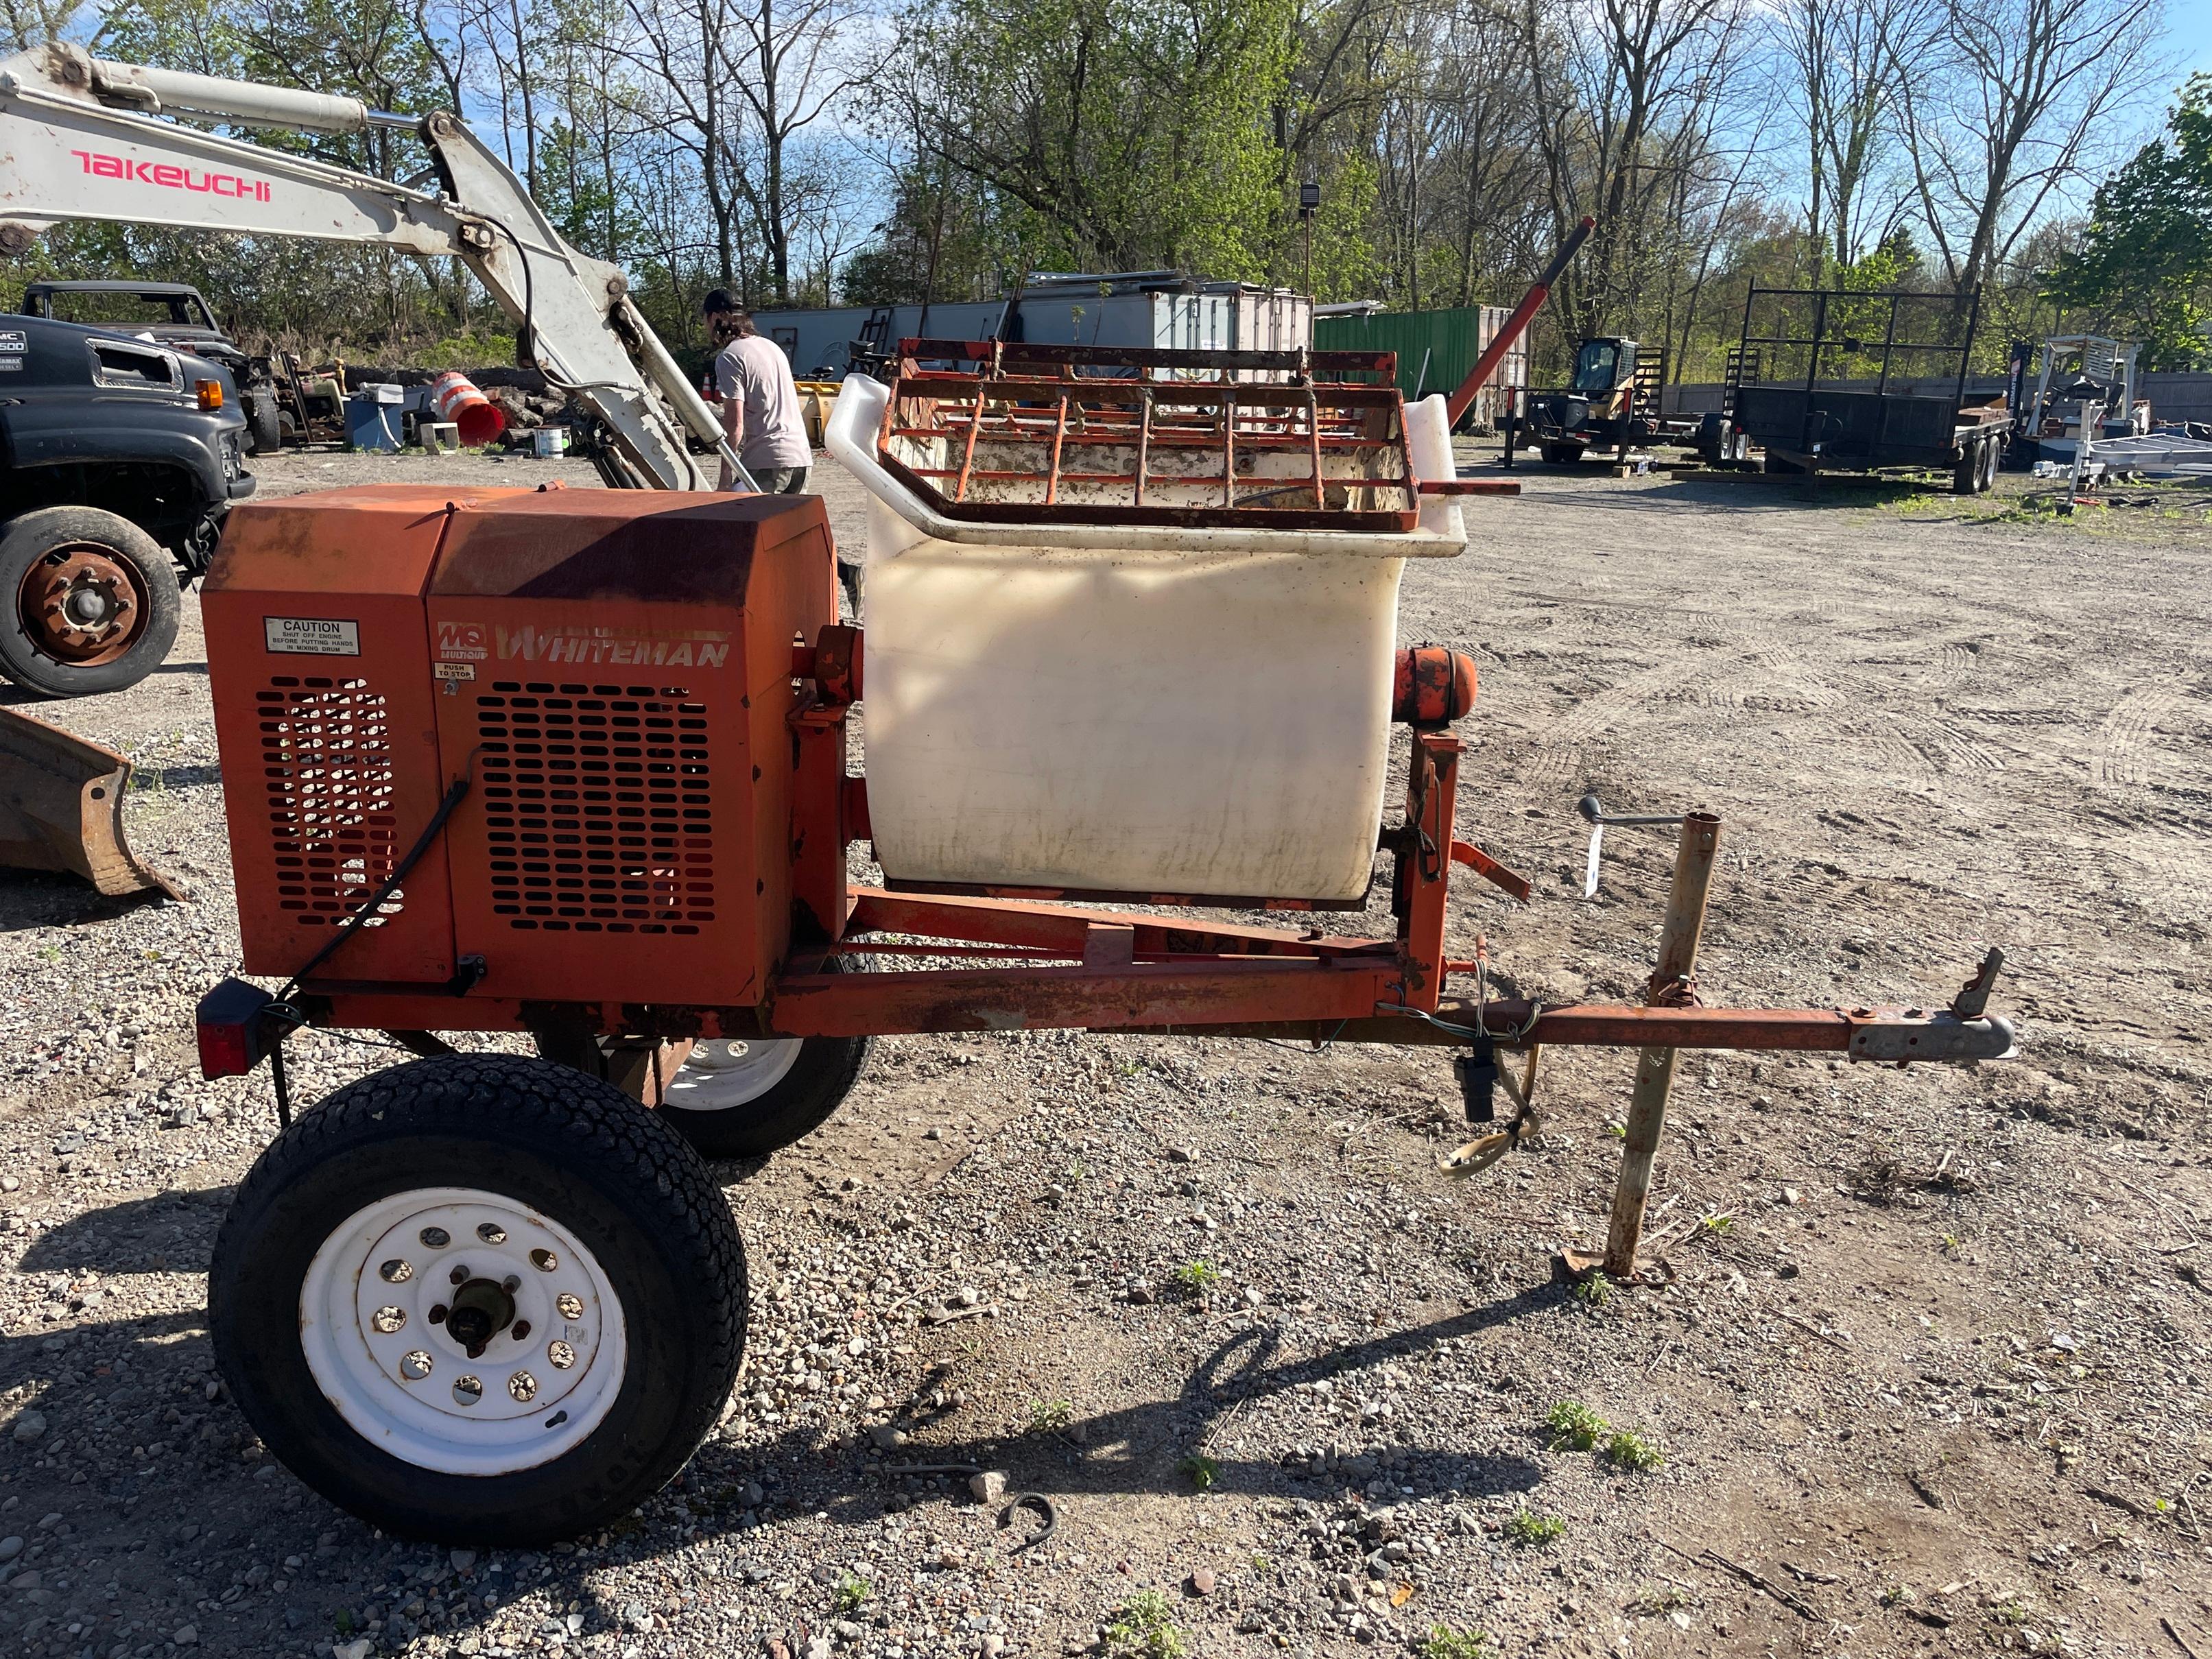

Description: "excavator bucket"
0 705 180 900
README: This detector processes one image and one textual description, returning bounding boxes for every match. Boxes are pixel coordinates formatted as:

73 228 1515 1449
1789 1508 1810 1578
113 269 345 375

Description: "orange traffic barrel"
429 371 506 447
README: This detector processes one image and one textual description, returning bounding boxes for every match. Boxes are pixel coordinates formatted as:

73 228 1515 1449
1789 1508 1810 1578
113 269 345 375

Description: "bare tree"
620 0 756 295
1520 0 1750 341
1775 0 1938 276
713 0 872 305
1898 0 2165 295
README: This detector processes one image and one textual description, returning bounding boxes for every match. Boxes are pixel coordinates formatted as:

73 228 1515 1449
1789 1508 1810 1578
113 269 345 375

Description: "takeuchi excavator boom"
0 42 750 492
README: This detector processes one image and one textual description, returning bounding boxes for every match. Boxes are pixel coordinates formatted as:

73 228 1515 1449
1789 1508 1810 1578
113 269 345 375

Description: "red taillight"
197 1018 254 1077
196 378 224 411
195 977 277 1077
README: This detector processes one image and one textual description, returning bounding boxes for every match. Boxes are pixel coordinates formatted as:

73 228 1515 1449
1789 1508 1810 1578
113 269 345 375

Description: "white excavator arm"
0 42 750 491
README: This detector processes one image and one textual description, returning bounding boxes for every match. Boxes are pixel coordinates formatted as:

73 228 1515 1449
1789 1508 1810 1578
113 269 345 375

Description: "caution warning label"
263 617 361 656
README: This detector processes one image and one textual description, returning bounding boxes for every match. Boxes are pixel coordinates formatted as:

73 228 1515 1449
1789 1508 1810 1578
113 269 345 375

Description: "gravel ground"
0 443 2208 1659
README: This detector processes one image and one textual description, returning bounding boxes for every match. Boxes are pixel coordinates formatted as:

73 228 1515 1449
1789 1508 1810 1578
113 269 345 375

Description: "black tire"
0 506 182 697
209 1054 746 1544
1953 439 1984 495
1538 443 1584 466
535 957 872 1161
663 1030 874 1160
1980 435 2000 492
245 391 283 455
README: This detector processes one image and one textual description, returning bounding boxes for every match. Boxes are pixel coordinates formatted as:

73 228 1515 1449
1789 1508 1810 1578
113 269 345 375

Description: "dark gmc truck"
0 311 254 696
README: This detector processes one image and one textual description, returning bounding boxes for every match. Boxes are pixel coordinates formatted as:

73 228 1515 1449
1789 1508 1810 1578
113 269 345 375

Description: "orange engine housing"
202 484 836 1010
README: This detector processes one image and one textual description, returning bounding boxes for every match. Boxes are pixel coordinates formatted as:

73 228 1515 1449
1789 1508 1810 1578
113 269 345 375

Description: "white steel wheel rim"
299 1186 627 1475
664 1036 803 1112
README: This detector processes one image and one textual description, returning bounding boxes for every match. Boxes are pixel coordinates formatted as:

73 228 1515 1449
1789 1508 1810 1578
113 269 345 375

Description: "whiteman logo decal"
494 625 729 668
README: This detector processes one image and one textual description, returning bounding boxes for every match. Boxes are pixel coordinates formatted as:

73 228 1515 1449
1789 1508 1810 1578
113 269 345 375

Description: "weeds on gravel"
1104 1590 1187 1659
1179 1452 1220 1490
1414 1625 1490 1659
1604 1428 1665 1472
1172 1259 1221 1292
1696 1210 1735 1236
1503 1509 1566 1547
834 1574 873 1614
1571 1274 1610 1308
1028 1398 1075 1432
1629 1585 1686 1614
1545 1400 1608 1452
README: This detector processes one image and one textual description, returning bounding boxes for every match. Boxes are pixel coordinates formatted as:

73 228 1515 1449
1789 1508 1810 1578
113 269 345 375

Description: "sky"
2178 6 2212 78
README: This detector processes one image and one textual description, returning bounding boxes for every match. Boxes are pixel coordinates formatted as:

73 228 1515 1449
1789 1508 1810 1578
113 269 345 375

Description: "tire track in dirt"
2095 682 2187 789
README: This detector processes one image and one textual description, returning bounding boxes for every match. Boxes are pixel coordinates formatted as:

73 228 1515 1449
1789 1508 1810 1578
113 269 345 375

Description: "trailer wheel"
1953 438 1988 495
209 1054 745 1544
1980 435 2001 492
660 1028 874 1160
0 507 181 697
1539 443 1584 466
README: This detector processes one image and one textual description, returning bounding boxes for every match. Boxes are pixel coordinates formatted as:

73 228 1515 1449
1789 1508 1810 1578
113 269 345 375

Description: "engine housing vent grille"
475 684 715 933
257 676 402 927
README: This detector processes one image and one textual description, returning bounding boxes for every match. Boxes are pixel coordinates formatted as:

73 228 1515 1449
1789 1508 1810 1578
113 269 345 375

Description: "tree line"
0 0 2194 377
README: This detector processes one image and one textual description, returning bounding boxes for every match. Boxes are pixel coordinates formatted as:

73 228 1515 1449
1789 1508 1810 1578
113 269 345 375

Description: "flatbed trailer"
1732 286 2011 493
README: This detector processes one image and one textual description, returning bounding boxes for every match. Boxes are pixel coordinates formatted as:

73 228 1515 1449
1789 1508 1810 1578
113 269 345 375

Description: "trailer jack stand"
1573 811 1721 1282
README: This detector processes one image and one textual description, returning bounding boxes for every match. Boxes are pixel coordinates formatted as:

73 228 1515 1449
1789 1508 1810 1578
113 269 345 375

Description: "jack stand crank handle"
1952 947 2004 1019
1578 793 1700 899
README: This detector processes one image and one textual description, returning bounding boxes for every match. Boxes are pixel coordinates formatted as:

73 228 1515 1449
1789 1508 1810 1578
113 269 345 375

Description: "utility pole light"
1299 179 1320 300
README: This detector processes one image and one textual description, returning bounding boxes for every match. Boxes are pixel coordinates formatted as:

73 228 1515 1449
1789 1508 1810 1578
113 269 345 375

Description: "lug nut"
502 1275 521 1293
450 1265 470 1285
428 1304 448 1324
510 1320 532 1341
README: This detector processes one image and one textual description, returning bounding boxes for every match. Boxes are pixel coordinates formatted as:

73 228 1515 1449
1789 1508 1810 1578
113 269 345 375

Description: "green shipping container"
1311 305 1525 428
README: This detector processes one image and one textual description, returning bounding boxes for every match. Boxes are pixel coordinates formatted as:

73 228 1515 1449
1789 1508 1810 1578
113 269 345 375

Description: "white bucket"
824 377 1466 901
533 426 570 457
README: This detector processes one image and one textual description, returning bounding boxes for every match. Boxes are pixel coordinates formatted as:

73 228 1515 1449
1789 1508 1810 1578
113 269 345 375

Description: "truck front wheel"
0 506 181 697
245 390 284 455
